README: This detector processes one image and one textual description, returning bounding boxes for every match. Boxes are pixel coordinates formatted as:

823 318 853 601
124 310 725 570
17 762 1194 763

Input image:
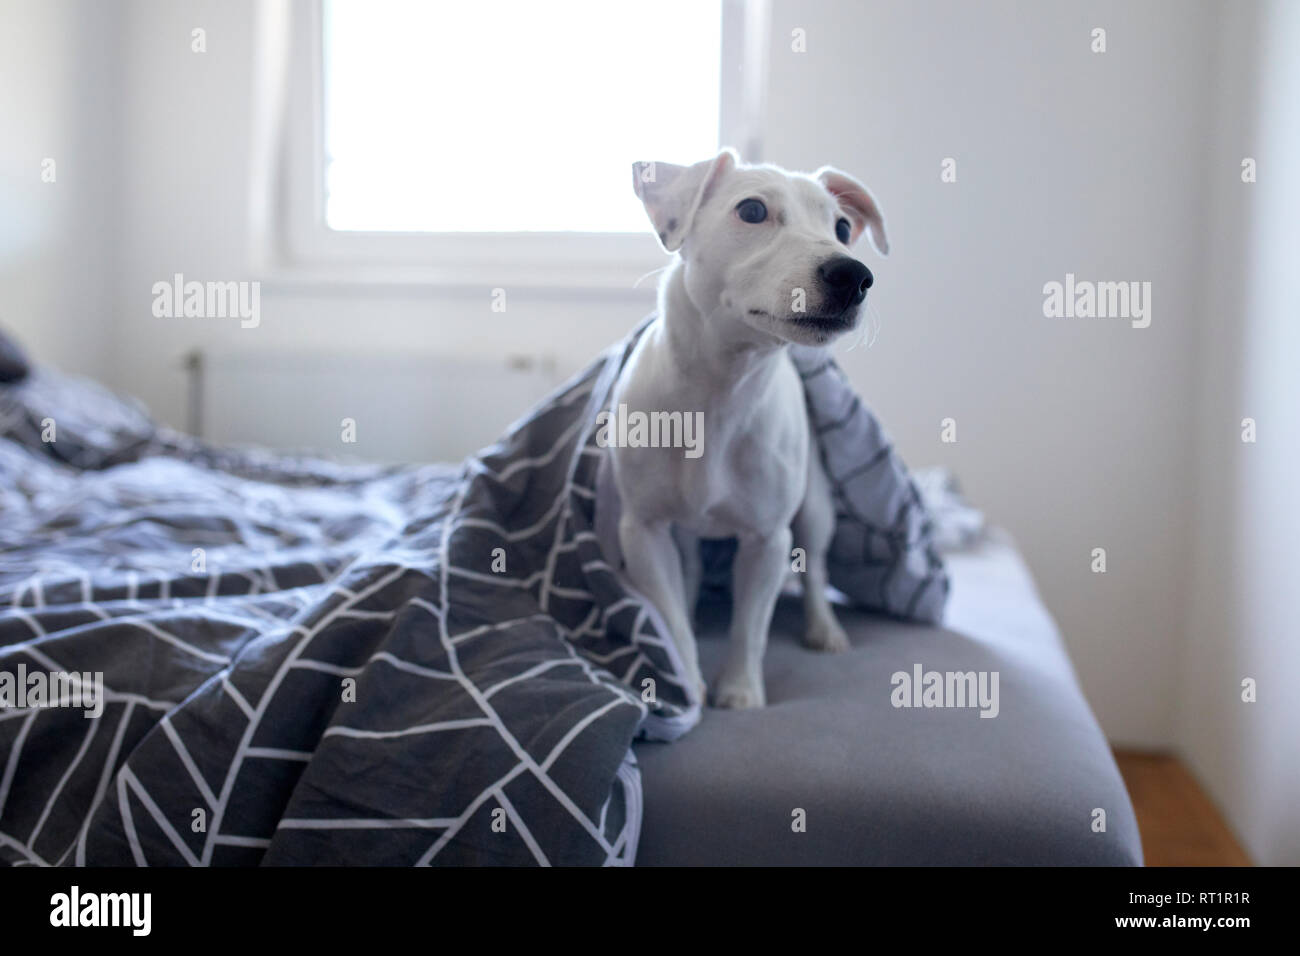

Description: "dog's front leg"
714 527 792 709
672 525 703 626
618 514 705 704
793 452 851 652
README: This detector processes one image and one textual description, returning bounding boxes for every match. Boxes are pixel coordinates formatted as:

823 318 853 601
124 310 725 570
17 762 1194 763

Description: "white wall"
1178 0 1300 867
0 0 121 380
763 0 1214 747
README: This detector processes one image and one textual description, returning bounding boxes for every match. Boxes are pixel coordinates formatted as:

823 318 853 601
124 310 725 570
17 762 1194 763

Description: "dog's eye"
835 218 852 244
736 198 767 224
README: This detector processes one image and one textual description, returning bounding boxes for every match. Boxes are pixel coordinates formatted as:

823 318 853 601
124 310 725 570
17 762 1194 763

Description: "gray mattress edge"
632 530 1143 866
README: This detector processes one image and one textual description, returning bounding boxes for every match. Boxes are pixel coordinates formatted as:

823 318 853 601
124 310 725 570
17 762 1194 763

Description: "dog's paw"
712 672 766 709
804 616 851 653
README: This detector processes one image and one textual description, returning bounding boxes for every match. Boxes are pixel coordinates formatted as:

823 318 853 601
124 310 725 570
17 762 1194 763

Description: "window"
274 0 768 287
324 0 722 234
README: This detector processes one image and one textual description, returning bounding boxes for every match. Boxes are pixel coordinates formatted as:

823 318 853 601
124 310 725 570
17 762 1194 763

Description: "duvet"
0 318 945 865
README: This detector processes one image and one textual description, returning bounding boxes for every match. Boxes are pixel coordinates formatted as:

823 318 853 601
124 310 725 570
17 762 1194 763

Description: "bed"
634 531 1142 865
0 325 1141 866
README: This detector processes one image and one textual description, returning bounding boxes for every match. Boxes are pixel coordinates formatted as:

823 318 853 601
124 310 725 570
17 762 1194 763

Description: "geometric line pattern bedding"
0 316 944 865
791 351 949 622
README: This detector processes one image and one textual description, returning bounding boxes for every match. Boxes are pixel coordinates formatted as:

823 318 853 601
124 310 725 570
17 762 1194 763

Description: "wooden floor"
1113 750 1252 866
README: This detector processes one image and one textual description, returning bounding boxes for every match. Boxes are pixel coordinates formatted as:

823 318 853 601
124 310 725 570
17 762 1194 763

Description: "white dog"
609 149 889 709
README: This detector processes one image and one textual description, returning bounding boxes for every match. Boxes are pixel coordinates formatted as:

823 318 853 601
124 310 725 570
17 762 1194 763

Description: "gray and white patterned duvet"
0 317 945 866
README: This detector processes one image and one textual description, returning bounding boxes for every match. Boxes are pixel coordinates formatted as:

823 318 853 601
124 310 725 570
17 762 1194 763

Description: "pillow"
0 369 158 469
0 326 30 383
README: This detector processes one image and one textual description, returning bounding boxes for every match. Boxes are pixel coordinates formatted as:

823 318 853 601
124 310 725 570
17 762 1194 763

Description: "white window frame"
271 0 770 291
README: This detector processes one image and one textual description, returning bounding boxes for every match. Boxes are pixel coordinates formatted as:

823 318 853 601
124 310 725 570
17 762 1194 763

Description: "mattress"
632 530 1142 865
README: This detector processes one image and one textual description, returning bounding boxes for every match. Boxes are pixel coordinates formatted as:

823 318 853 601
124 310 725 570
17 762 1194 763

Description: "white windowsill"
251 258 669 298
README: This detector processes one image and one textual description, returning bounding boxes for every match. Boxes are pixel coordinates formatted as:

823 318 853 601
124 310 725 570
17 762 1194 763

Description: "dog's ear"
815 166 889 256
632 149 737 252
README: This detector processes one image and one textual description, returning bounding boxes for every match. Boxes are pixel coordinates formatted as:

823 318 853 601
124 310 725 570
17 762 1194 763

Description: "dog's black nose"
817 256 873 308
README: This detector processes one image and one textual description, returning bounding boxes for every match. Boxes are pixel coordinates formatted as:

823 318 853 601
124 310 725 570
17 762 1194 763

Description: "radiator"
186 348 561 464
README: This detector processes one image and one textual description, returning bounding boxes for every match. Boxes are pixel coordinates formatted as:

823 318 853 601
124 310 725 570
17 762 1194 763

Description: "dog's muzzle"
817 256 873 311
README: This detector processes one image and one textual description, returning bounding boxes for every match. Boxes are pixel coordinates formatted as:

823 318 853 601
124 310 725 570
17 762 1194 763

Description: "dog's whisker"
840 298 882 352
866 299 883 349
632 265 671 290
